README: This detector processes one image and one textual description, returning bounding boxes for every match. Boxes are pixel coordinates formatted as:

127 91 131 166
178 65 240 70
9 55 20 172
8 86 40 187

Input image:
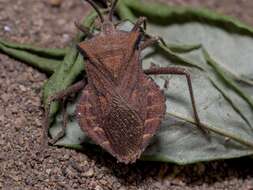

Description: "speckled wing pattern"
76 31 166 163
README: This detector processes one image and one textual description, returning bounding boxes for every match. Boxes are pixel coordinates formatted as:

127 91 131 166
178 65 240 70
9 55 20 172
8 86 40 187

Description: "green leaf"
0 39 66 58
49 1 253 164
0 43 61 74
123 0 253 36
116 0 136 22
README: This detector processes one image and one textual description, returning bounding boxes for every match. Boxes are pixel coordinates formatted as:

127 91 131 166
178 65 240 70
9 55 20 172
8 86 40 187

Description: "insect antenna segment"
82 0 104 22
109 0 119 21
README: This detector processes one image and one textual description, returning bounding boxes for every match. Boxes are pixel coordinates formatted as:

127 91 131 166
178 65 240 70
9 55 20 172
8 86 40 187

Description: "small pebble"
95 185 103 190
82 168 94 177
3 26 11 32
62 33 70 43
48 0 63 6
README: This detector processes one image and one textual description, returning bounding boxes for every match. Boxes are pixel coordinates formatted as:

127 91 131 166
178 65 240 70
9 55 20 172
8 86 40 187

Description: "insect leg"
132 16 147 31
48 97 68 145
144 67 207 135
140 36 160 50
74 21 93 38
43 79 87 148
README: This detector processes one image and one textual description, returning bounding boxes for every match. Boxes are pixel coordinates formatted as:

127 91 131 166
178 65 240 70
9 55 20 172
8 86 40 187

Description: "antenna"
109 0 119 21
82 0 104 22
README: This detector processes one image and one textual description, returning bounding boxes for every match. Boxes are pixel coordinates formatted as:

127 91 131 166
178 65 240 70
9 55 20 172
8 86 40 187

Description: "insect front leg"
144 67 208 135
47 97 68 145
132 16 147 31
43 79 87 148
140 36 160 50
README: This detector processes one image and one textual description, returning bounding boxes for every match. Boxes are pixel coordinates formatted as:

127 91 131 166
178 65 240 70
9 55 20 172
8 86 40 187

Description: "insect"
44 0 206 164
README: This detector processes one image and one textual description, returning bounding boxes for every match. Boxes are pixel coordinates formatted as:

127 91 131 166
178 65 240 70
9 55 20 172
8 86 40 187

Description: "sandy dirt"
1 0 253 189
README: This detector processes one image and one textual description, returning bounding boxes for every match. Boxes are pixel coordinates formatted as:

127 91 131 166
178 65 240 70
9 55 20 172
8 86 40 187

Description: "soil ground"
1 0 253 189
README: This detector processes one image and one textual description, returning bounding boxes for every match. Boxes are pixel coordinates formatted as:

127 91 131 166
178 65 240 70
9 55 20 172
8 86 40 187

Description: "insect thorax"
78 31 140 80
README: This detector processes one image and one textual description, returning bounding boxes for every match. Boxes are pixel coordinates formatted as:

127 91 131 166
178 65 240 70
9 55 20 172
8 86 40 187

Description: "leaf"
0 43 61 74
0 39 67 58
49 2 253 164
123 0 253 36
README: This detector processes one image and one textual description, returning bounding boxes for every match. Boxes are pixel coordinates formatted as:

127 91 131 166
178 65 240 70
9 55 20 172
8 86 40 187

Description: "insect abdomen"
103 95 144 162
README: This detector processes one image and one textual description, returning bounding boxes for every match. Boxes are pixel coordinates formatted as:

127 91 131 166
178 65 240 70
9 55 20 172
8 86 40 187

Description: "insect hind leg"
144 67 208 135
42 80 86 150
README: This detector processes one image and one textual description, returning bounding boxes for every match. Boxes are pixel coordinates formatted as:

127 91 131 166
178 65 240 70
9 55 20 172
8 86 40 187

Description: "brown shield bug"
44 0 206 164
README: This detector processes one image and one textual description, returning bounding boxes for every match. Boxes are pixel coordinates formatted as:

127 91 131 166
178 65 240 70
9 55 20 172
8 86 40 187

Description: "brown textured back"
76 29 166 163
102 95 144 158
